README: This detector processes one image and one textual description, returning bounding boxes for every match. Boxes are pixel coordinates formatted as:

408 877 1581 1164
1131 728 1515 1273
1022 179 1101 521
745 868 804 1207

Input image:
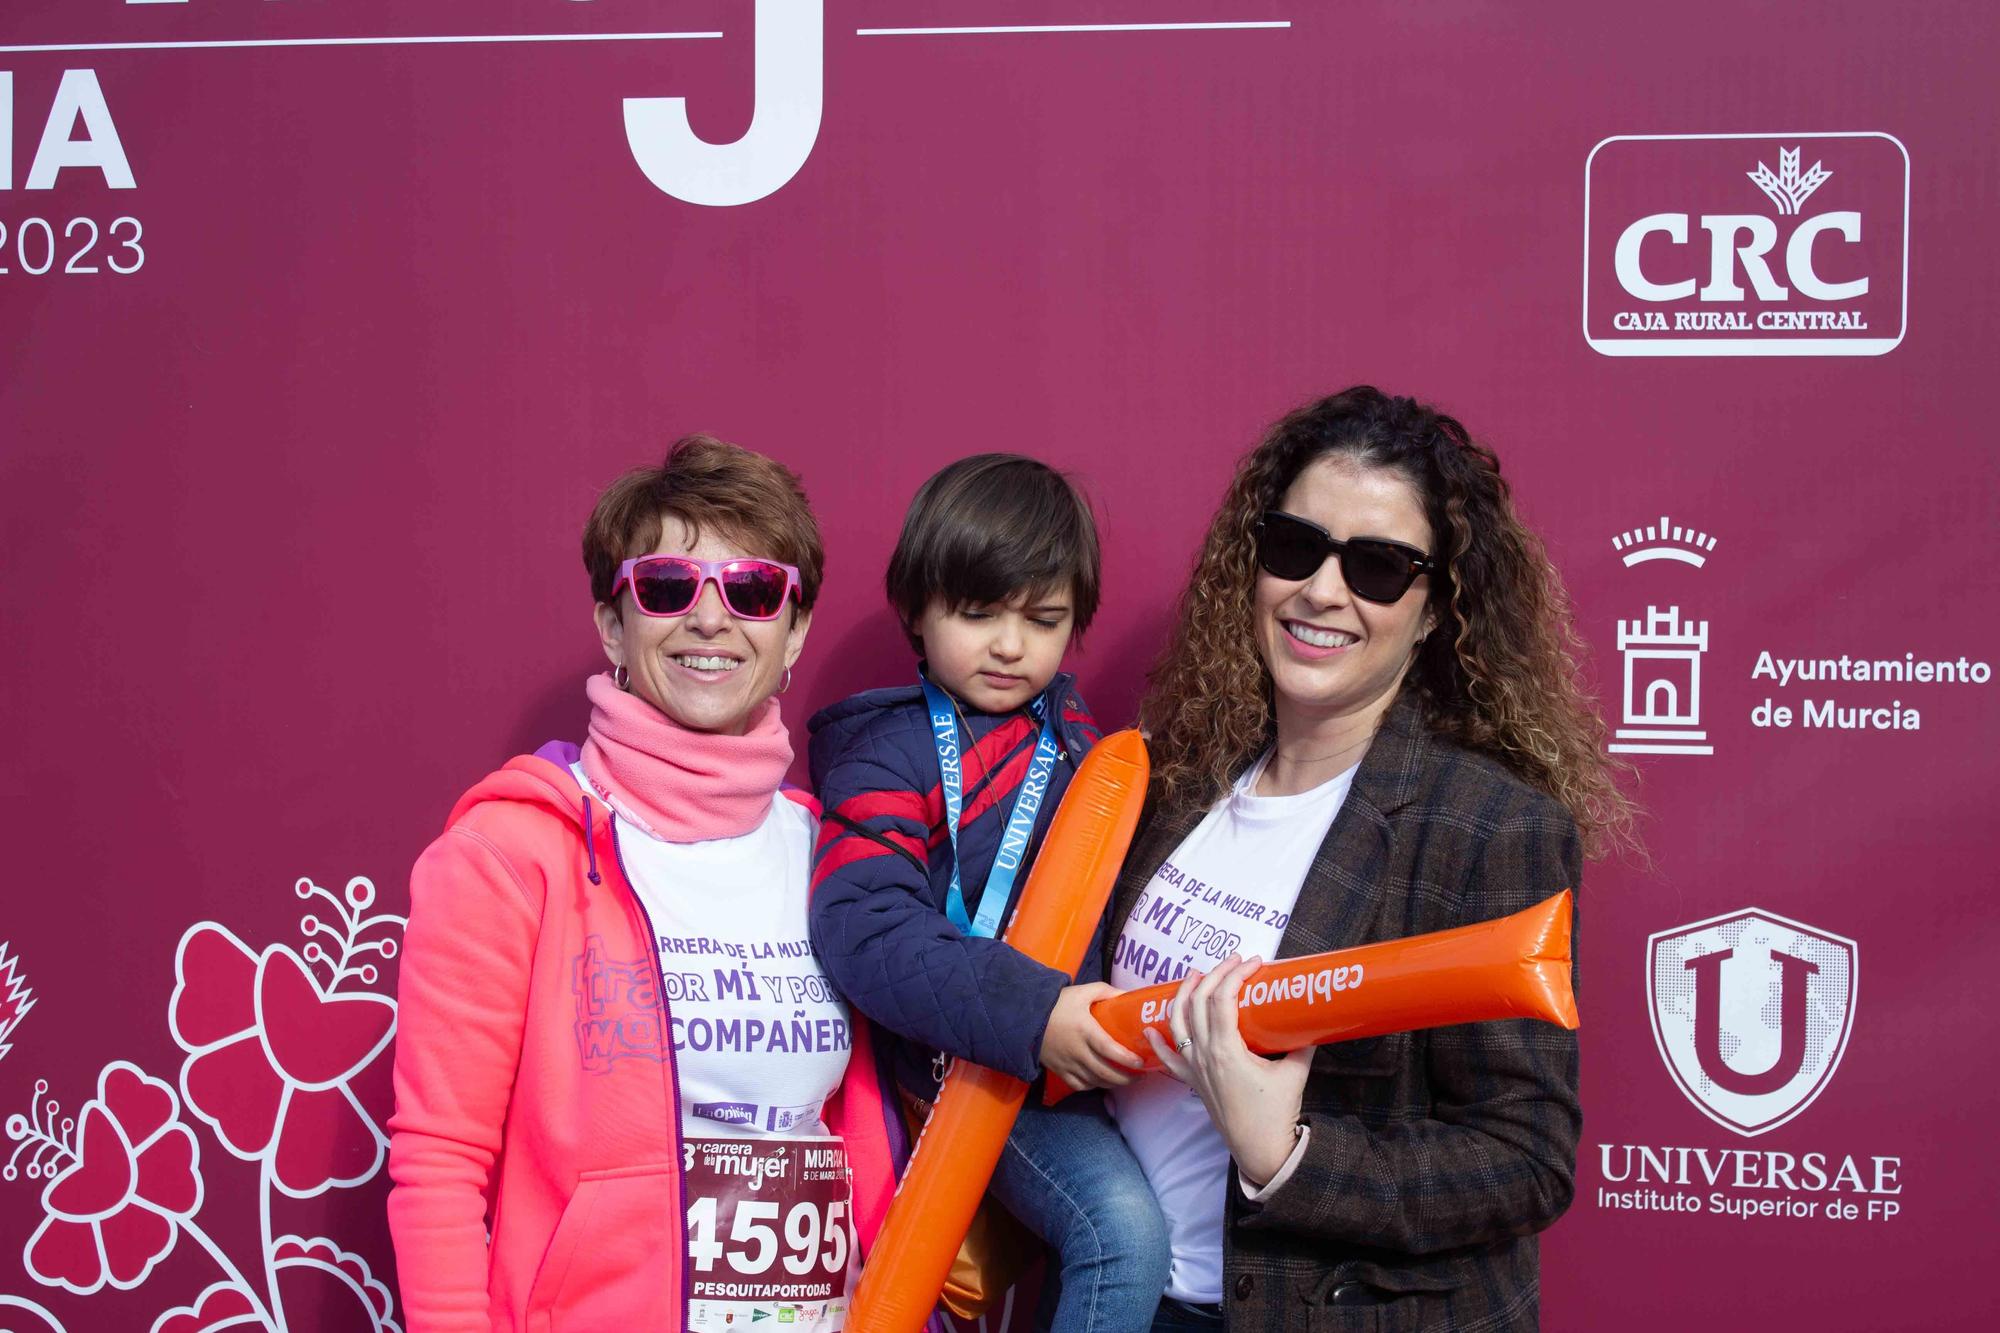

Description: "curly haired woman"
1107 387 1636 1332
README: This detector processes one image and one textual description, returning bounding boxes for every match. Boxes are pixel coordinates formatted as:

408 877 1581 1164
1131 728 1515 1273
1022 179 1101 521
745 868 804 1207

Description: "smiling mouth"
1285 621 1359 649
671 653 742 673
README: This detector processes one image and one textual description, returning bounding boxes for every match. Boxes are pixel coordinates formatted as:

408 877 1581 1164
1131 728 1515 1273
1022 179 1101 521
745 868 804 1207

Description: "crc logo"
1648 908 1857 1137
1584 132 1908 356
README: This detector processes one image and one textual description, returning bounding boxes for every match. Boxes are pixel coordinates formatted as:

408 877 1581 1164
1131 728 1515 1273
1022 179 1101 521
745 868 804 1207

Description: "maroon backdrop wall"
4 3 1995 1330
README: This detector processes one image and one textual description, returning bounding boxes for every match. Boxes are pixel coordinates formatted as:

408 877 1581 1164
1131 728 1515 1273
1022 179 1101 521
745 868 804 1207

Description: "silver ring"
1176 1038 1194 1053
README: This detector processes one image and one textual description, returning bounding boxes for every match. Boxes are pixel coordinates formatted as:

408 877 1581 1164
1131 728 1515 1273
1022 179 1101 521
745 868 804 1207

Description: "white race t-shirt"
574 766 853 1137
579 769 860 1332
1108 752 1357 1305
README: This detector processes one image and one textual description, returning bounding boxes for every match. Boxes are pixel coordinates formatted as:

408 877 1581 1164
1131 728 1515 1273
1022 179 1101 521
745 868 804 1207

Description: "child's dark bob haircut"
885 453 1101 653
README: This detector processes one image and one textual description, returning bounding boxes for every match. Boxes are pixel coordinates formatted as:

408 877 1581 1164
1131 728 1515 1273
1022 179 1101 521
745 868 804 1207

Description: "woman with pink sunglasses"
388 434 898 1333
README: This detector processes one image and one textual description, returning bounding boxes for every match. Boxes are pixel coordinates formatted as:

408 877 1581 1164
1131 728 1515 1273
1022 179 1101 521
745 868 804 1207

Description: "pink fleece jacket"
387 750 898 1332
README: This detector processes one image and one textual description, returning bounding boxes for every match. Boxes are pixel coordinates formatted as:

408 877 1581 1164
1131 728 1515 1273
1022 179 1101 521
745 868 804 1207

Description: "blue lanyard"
922 675 1064 940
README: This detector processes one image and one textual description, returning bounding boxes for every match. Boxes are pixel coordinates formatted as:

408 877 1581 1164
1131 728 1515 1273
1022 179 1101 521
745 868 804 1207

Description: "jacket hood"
445 740 594 832
444 741 614 887
806 683 924 745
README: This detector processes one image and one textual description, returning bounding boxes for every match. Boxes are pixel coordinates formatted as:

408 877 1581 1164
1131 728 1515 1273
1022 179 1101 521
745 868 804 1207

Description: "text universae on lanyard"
921 674 1063 944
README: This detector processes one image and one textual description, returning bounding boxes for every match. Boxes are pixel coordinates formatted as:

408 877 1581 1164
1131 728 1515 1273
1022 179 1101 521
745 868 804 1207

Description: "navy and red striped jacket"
806 673 1103 1097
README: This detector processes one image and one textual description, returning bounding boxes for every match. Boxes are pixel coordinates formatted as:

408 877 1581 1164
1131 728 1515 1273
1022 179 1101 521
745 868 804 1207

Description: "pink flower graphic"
272 1236 402 1332
150 1241 402 1333
5 876 404 1331
19 1063 201 1295
150 1282 261 1333
171 920 396 1197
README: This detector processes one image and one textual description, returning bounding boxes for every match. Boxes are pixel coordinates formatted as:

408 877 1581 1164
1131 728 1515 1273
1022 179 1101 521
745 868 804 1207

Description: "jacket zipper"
604 814 692 1333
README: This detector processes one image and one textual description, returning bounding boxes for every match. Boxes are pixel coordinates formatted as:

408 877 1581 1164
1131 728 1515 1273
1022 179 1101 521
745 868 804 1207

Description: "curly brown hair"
1142 387 1639 860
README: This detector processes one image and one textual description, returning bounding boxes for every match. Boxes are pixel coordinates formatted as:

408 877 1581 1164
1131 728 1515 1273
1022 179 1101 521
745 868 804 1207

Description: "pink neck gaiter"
578 672 794 843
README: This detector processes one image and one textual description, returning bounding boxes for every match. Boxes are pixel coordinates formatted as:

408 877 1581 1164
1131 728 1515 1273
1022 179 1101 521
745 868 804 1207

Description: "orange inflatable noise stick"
845 728 1150 1333
1045 890 1577 1103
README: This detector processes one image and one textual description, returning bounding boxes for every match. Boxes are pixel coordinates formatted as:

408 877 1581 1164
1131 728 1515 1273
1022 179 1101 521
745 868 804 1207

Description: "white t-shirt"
1108 752 1357 1305
575 766 853 1137
576 770 858 1331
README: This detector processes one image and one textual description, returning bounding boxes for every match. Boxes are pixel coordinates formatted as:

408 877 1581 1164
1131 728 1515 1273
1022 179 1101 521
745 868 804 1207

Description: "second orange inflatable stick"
1046 889 1578 1102
844 728 1151 1333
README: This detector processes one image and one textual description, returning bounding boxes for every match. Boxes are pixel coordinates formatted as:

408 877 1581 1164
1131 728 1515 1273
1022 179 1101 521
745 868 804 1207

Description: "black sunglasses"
1254 511 1435 604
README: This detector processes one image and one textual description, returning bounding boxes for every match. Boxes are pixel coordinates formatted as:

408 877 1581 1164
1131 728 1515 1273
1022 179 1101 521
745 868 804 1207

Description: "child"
808 455 1169 1333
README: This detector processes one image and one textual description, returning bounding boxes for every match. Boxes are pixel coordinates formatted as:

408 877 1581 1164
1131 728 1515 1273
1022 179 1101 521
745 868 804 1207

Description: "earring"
613 664 631 691
778 666 793 695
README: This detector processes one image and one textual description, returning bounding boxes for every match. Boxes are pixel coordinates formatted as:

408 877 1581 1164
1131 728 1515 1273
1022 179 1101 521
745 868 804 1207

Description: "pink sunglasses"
611 556 801 621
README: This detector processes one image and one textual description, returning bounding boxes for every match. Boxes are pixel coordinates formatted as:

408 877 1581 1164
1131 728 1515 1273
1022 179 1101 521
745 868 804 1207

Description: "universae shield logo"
1647 908 1857 1137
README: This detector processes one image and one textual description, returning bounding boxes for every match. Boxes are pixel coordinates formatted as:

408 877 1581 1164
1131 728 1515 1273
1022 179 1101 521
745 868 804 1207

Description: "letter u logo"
624 0 824 205
1685 946 1818 1095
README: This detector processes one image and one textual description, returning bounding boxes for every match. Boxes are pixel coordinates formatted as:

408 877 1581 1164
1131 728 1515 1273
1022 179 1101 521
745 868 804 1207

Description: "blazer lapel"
1106 799 1204 947
1275 697 1432 959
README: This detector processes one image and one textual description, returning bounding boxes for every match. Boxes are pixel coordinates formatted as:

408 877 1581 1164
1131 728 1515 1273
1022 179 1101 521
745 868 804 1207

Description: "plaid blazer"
1107 700 1582 1332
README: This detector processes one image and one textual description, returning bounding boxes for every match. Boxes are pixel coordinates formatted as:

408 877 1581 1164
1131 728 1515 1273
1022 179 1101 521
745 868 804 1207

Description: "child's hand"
1039 983 1146 1090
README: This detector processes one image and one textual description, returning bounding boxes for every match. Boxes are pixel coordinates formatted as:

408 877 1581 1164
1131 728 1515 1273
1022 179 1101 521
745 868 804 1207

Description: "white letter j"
623 0 823 207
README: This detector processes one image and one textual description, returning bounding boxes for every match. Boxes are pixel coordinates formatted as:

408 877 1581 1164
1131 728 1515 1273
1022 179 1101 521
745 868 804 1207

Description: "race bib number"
683 1135 854 1331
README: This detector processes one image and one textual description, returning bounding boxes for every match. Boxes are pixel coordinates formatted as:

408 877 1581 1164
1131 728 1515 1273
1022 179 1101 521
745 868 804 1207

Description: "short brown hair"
884 453 1101 654
582 434 825 613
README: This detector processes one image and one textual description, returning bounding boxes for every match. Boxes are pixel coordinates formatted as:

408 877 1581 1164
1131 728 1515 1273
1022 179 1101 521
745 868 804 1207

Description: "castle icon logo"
1607 513 1718 757
1612 607 1712 755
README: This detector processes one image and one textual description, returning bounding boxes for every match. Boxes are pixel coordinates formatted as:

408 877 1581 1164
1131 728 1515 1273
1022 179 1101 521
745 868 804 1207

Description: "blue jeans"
988 1091 1171 1333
